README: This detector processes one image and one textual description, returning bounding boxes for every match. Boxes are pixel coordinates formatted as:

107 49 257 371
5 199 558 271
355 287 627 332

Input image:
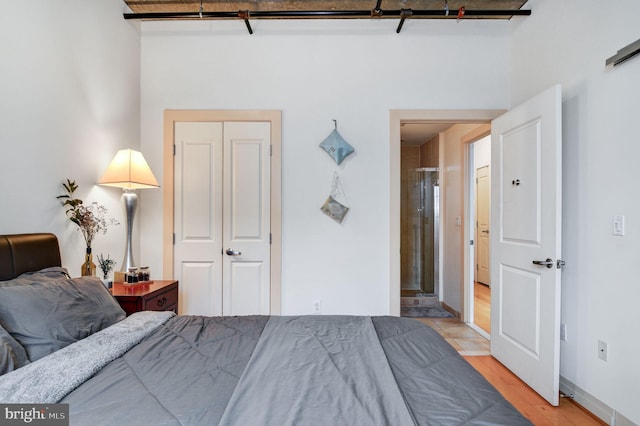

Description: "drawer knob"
157 297 166 307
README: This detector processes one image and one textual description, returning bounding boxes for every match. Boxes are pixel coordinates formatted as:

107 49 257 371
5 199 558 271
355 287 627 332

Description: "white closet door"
174 122 224 316
222 122 271 316
174 121 271 316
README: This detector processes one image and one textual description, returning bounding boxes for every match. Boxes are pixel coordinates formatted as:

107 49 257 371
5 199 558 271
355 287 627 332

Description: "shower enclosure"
401 167 439 295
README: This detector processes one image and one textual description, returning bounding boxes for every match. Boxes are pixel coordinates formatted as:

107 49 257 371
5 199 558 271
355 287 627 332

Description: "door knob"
532 258 554 268
225 248 242 256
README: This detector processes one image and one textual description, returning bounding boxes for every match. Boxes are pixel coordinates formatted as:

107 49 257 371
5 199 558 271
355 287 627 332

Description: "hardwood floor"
464 356 605 426
474 281 491 333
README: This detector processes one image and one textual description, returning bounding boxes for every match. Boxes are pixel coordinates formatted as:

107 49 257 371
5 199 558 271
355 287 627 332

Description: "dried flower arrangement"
56 179 119 248
57 179 119 276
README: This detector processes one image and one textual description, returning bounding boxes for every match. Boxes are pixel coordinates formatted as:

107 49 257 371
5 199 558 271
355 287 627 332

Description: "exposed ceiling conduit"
123 8 531 33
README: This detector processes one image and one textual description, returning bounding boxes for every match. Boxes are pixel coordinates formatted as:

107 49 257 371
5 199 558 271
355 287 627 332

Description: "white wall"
139 19 510 315
0 0 141 272
510 0 640 423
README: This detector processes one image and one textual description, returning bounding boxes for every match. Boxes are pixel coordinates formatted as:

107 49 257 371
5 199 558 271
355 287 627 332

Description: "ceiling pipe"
123 9 531 21
123 8 531 34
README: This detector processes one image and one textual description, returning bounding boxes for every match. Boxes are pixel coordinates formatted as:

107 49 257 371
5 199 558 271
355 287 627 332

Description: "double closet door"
173 121 271 316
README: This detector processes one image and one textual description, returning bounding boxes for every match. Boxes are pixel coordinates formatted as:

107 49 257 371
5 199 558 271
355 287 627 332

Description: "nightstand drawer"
145 287 178 312
111 280 179 316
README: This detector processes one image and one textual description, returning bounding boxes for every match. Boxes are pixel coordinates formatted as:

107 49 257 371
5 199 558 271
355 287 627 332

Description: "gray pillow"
0 267 70 287
0 276 126 362
0 324 29 375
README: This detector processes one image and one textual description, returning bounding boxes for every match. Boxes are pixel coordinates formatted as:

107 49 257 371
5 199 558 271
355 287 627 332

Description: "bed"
0 233 531 425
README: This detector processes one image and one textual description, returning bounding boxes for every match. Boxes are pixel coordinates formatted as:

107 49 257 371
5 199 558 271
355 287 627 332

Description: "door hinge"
173 144 176 156
269 144 272 156
557 259 566 269
470 239 474 246
173 233 176 245
269 233 272 244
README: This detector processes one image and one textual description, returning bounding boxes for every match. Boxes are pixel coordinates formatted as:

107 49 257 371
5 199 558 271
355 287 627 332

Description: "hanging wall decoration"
319 120 354 165
321 172 350 224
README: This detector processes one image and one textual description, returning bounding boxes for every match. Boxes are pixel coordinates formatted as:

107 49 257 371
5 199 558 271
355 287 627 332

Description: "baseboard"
560 376 637 425
441 302 460 319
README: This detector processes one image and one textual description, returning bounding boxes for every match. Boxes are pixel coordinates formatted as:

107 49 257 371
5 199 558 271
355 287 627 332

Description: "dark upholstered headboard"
0 233 62 281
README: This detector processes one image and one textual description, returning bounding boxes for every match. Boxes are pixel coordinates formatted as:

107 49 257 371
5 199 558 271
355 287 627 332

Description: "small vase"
81 247 96 276
102 270 113 289
102 277 113 289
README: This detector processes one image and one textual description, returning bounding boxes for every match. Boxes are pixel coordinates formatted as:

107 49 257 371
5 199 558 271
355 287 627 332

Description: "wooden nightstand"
111 280 179 316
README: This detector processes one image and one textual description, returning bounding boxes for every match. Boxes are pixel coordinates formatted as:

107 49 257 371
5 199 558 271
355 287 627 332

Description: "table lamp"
98 149 159 274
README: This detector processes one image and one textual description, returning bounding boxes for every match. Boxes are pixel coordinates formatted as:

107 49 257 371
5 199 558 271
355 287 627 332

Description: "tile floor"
415 317 490 356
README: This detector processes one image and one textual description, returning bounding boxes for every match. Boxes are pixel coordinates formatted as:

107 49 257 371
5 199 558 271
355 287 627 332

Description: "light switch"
613 215 625 236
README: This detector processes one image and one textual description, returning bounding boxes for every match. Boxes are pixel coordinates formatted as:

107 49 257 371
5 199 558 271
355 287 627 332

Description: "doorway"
468 135 491 337
389 109 504 317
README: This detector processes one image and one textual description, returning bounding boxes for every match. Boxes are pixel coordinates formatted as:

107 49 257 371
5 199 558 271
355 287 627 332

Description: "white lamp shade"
98 149 159 189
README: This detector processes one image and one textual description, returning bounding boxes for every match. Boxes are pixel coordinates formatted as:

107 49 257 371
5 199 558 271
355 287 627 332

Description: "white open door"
490 84 562 406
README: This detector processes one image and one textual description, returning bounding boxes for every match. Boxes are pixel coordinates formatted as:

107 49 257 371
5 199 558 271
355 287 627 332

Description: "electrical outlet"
598 340 608 361
313 300 321 314
560 324 567 341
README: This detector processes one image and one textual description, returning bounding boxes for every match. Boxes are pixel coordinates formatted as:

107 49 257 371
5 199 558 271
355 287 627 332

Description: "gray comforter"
53 315 530 425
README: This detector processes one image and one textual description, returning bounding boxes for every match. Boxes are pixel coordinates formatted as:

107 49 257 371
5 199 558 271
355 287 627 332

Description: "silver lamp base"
119 190 138 272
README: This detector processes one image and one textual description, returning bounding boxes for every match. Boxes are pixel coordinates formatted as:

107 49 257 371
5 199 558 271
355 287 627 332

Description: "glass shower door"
401 168 439 295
